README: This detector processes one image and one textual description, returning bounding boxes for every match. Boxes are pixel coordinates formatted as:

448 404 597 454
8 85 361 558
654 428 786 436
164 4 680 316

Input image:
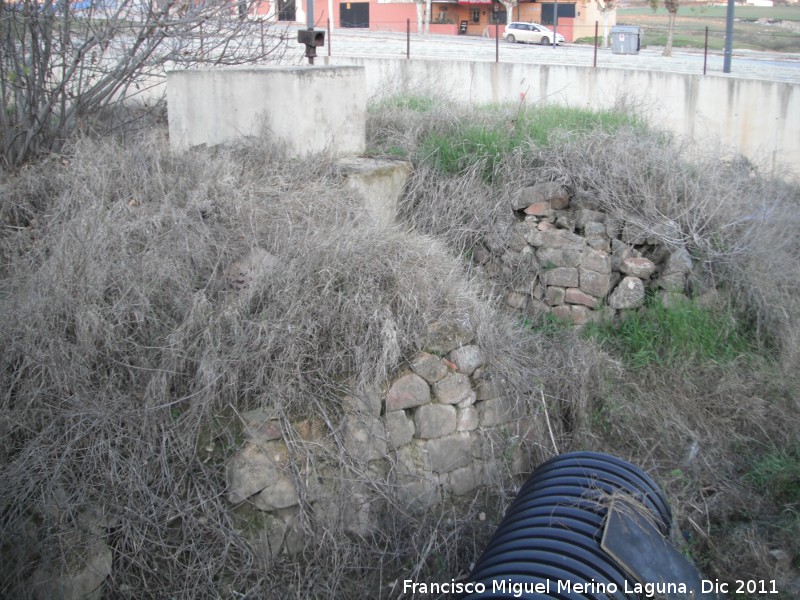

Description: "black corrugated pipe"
461 451 672 599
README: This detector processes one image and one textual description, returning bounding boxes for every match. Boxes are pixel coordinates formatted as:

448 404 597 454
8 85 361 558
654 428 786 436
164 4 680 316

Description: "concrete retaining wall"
167 66 366 157
326 56 799 180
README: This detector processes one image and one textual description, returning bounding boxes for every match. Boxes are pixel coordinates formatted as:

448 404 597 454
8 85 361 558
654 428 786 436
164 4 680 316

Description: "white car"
504 22 566 45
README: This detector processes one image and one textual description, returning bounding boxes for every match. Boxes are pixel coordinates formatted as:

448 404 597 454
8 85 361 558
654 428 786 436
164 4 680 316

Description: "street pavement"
315 27 800 83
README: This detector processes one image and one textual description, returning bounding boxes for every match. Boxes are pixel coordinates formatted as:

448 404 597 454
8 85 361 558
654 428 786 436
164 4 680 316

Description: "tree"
413 0 424 34
1 0 288 168
500 0 518 24
649 0 679 56
595 0 617 48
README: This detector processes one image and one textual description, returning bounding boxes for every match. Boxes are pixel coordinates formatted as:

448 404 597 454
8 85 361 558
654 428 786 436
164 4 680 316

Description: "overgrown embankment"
0 97 798 598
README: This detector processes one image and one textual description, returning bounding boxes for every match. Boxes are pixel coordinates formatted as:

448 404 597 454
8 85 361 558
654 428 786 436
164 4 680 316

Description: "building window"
489 9 506 24
471 8 480 23
541 3 576 26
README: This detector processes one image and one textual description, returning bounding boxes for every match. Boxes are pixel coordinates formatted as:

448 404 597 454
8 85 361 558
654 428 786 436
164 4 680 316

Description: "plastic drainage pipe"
461 451 671 599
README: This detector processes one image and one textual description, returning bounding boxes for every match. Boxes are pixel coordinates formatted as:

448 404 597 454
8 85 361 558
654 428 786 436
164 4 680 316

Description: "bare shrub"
0 0 289 167
0 128 555 597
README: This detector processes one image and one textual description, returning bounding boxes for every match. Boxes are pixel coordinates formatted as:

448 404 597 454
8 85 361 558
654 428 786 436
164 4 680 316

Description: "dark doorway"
277 0 296 21
340 2 369 28
541 2 575 25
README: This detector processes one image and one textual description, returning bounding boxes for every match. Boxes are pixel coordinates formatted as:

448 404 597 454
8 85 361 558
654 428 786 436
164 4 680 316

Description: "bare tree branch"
1 0 290 167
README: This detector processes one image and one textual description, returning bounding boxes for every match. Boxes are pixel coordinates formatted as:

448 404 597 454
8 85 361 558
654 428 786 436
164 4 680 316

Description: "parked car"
504 22 566 45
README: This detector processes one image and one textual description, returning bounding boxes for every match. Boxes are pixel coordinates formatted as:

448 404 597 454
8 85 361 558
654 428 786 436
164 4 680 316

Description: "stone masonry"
485 182 694 325
224 319 538 559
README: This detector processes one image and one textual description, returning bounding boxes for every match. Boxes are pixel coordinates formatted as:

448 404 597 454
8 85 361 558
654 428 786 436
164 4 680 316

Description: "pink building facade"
253 0 607 43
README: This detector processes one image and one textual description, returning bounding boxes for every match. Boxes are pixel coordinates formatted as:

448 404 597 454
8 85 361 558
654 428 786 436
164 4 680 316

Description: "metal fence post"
407 18 410 59
495 21 499 63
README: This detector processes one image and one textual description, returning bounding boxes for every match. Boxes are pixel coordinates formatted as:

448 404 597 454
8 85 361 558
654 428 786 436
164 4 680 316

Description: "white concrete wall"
326 56 799 180
167 66 366 157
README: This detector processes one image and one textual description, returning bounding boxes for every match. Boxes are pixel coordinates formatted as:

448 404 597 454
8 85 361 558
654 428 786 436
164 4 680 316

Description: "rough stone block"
565 288 598 308
508 228 529 252
253 476 299 511
432 373 475 405
587 238 611 252
396 441 431 477
579 268 612 298
523 228 544 247
524 202 554 217
456 406 479 432
411 352 450 384
620 257 656 279
448 345 486 376
540 229 585 250
575 209 606 227
343 414 387 462
537 247 581 268
226 441 288 504
240 410 282 445
664 247 693 275
608 276 646 309
581 248 612 274
583 221 607 238
386 373 430 412
611 238 635 271
545 285 566 306
414 404 457 439
657 271 687 293
476 379 503 401
341 386 382 416
543 267 579 288
385 410 415 448
550 305 572 323
514 183 568 211
425 433 472 473
423 319 474 355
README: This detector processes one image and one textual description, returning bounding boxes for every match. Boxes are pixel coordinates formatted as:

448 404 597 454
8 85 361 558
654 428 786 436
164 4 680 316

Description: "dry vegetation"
1 97 799 598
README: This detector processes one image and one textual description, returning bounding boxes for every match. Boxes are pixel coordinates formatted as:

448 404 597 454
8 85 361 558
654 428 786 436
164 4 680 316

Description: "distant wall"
325 56 800 180
167 66 366 157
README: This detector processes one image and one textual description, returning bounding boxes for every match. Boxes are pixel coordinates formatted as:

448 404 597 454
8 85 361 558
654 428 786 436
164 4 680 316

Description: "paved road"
316 28 800 83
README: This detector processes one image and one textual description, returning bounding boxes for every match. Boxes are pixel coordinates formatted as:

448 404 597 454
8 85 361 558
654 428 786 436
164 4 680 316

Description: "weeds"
585 296 760 369
746 447 800 506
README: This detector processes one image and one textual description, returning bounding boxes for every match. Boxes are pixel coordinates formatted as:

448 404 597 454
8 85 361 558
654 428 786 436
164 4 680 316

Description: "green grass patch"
418 105 642 179
619 5 800 21
617 5 800 52
746 446 800 506
584 296 757 369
